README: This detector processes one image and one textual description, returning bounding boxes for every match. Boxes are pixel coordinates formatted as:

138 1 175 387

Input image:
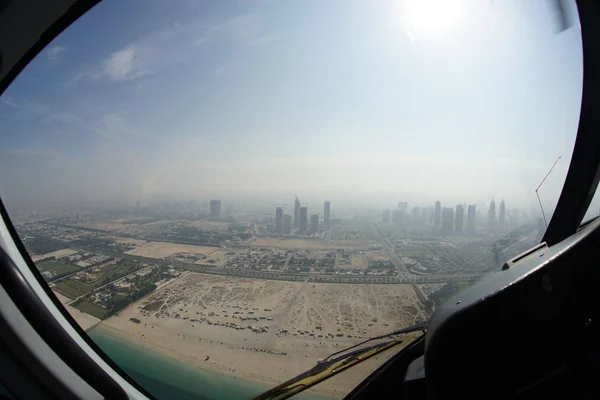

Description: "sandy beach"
99 272 425 397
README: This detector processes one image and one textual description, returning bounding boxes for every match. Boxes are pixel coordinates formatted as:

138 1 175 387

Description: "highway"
388 273 489 284
368 224 410 276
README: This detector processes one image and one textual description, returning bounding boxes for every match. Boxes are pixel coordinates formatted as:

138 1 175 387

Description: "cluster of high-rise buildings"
383 198 522 235
210 199 222 219
274 197 331 235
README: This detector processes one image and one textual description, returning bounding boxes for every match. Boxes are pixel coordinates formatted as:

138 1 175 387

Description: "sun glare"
402 0 463 35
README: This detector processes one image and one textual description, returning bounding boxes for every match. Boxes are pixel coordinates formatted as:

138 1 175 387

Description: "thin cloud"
103 47 138 80
195 14 270 46
76 45 152 82
92 112 138 139
45 45 67 62
1 97 135 141
75 15 270 84
76 24 195 83
0 97 78 124
5 146 58 157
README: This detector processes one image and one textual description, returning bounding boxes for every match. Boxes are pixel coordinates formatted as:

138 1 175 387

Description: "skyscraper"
324 201 331 228
411 207 420 224
435 201 441 226
467 204 476 233
210 199 221 218
398 201 408 214
391 209 399 225
311 214 319 234
398 201 408 225
499 199 506 231
283 214 292 234
275 207 283 234
299 206 308 234
294 197 300 229
488 198 496 230
442 207 454 235
455 204 464 233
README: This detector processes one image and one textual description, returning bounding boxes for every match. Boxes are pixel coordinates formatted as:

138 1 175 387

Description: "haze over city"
0 0 585 216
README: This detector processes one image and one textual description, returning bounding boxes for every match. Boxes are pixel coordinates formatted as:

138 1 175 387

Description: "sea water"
88 328 331 400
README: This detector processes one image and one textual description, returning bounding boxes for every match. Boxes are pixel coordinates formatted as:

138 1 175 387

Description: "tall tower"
411 207 420 224
299 206 308 234
311 214 319 234
210 199 222 219
398 201 408 225
324 201 331 228
294 197 301 229
488 198 496 230
275 207 283 234
442 207 454 235
283 215 292 234
455 204 464 233
467 204 476 233
499 199 506 231
435 201 441 226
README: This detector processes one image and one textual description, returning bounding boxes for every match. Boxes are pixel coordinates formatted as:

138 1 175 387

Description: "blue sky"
0 0 586 216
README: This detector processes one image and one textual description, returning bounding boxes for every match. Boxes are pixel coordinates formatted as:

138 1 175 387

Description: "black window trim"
0 0 597 399
543 1 600 247
0 0 156 398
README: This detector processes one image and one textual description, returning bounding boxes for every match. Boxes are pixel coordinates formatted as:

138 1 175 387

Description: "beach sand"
99 272 425 398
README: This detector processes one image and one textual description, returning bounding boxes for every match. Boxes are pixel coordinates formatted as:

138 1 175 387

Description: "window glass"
0 0 582 398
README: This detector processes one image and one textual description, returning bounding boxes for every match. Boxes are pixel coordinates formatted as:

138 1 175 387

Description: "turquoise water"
88 328 330 400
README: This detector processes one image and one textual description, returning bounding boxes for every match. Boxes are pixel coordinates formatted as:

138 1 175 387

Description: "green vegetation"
23 236 68 255
129 318 141 324
53 260 141 298
38 260 78 275
54 279 93 299
109 284 157 316
73 300 109 319
70 236 132 253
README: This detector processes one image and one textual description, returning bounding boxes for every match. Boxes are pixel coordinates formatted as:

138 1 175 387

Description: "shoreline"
90 323 333 400
87 272 425 399
91 322 282 389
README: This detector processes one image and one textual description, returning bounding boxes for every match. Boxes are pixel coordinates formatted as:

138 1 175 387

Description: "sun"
402 0 463 35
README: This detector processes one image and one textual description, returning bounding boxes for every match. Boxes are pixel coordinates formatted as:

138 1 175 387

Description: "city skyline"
257 194 532 237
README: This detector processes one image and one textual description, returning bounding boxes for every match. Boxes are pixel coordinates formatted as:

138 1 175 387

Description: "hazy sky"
0 0 586 215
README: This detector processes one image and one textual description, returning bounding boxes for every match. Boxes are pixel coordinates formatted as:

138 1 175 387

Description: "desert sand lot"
193 249 232 266
248 237 373 251
188 220 231 230
70 219 178 237
124 241 220 259
70 221 129 232
343 250 391 269
101 273 425 397
32 248 77 261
